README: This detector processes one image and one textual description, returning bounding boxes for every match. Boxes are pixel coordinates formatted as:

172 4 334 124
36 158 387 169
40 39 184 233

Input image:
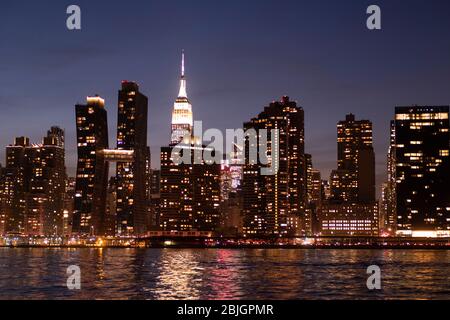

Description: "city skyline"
1 54 449 196
2 0 450 194
2 1 450 305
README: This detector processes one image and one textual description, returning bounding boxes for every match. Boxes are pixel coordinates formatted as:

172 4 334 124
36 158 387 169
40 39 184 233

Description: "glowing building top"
171 50 193 146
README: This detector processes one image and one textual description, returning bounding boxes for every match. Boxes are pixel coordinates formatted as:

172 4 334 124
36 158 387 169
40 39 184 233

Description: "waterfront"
0 248 448 300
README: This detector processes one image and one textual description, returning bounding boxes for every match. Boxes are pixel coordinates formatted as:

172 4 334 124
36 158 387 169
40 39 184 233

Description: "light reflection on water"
0 248 448 300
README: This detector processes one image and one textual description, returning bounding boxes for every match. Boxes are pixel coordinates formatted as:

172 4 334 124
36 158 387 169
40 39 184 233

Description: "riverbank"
1 243 449 249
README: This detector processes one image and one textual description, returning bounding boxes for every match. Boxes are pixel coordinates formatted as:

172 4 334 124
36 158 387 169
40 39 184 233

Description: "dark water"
0 248 448 300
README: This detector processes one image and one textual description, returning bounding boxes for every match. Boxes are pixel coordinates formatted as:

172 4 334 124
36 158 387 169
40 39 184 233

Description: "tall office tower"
3 137 29 234
394 106 450 237
160 145 221 232
320 114 378 237
160 146 191 231
24 129 66 235
115 81 149 236
242 96 306 237
0 130 66 236
73 96 109 236
170 51 193 146
332 114 375 203
44 127 66 235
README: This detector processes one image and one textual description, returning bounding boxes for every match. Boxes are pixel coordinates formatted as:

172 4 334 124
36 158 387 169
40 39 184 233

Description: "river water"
0 248 448 300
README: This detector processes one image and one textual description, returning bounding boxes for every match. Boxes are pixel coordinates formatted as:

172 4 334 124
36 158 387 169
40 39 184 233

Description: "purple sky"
1 0 450 196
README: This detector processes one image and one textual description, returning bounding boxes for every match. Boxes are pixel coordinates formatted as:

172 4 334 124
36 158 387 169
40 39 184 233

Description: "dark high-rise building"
115 81 149 236
332 114 375 203
73 96 109 236
242 96 307 237
320 114 378 237
393 106 450 237
160 146 191 231
160 145 221 232
105 177 118 236
381 121 397 235
63 177 76 236
24 129 66 235
2 137 28 234
307 168 322 236
0 129 66 236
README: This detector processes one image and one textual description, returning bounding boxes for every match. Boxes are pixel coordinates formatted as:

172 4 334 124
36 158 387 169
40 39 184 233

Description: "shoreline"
1 244 449 250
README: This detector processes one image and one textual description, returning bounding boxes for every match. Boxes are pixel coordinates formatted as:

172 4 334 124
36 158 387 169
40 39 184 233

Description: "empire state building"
170 50 193 146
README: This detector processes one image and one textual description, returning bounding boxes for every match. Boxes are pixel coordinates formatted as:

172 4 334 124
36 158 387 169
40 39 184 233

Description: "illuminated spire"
181 49 185 77
178 49 187 98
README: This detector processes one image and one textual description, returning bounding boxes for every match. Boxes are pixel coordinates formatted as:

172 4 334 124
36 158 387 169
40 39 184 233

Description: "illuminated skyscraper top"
171 50 193 146
178 50 187 98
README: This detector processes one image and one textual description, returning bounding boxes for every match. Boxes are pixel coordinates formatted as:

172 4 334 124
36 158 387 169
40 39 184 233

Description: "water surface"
0 248 448 300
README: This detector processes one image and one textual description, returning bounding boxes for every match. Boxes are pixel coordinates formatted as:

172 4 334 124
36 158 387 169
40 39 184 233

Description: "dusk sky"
1 0 450 194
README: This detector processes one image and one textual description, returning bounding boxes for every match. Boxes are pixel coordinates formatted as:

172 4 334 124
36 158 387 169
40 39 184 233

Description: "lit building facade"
115 81 149 236
242 96 307 237
160 145 221 232
393 106 450 237
0 129 66 236
320 114 378 237
331 114 375 203
171 51 193 146
73 96 109 236
320 202 379 236
2 137 28 234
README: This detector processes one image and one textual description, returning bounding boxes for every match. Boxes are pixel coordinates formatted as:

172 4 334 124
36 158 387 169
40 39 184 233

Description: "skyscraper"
242 96 307 237
171 50 193 146
320 114 378 237
115 81 149 236
393 106 450 237
160 53 221 233
0 129 66 236
332 114 375 203
160 144 221 233
2 137 28 234
25 128 66 235
73 96 109 236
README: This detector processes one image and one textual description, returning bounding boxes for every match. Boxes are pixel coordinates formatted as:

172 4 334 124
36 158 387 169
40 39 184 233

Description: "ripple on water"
0 248 448 300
